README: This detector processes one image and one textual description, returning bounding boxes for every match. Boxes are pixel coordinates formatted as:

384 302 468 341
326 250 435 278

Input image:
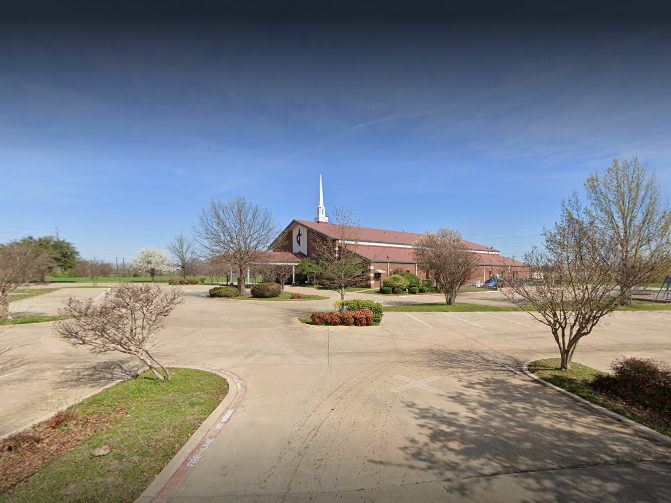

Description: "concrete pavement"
2 284 670 502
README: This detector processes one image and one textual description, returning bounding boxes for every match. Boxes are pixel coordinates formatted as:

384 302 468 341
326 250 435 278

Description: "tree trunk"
238 267 245 296
340 287 346 301
0 293 10 320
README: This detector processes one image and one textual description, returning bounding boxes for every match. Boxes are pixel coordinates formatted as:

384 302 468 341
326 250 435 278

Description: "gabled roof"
293 220 498 253
255 251 302 264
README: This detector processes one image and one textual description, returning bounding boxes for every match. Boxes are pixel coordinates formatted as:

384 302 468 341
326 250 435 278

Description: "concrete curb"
136 363 246 503
522 363 671 449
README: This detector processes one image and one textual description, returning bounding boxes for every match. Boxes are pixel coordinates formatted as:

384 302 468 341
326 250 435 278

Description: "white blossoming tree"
133 248 173 282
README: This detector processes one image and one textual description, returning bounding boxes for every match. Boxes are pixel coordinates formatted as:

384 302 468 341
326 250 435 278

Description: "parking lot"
2 285 670 502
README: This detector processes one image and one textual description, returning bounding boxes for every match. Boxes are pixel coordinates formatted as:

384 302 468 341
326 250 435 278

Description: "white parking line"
390 375 444 395
404 313 432 328
0 369 24 379
443 313 483 328
477 312 531 327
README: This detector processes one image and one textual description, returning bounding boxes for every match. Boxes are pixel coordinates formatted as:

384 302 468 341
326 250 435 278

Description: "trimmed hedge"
383 274 409 290
169 278 199 285
409 286 419 294
418 287 427 293
379 286 392 294
209 286 240 298
310 309 375 326
251 282 282 298
335 299 383 323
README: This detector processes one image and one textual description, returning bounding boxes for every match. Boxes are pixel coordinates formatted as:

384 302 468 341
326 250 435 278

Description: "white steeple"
315 174 328 223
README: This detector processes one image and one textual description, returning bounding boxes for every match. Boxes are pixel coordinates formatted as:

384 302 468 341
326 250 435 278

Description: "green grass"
528 359 671 437
1 368 228 503
302 285 370 293
9 289 60 302
616 300 671 311
383 302 519 312
0 315 70 325
233 291 329 301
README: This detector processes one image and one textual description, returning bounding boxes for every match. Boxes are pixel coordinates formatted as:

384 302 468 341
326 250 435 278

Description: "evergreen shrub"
209 286 240 298
251 282 282 298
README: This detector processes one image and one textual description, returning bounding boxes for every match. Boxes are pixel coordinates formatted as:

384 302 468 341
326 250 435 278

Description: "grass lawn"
232 291 329 301
616 300 671 311
0 315 70 326
528 359 671 437
383 303 519 312
9 289 60 302
0 368 228 502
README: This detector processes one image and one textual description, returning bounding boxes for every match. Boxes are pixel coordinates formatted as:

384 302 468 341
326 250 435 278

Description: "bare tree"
0 242 53 319
202 256 230 284
413 228 476 305
500 194 628 370
54 283 184 381
259 261 294 290
313 206 369 300
585 156 671 304
167 232 198 279
194 197 277 296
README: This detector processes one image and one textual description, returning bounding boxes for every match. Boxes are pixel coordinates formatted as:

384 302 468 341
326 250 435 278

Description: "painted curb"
522 363 671 449
135 363 246 503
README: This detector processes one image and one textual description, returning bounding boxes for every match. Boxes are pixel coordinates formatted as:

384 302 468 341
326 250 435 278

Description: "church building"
266 176 527 288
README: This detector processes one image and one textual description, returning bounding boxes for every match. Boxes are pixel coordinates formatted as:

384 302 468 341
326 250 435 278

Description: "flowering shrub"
290 293 302 299
311 312 326 325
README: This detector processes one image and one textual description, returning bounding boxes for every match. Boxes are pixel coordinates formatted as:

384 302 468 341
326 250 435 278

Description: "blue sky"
1 10 670 265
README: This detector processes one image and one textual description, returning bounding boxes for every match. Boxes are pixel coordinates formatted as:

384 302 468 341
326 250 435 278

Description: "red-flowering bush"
290 293 302 299
311 312 326 325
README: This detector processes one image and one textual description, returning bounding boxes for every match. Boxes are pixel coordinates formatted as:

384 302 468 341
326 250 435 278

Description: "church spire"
315 174 328 223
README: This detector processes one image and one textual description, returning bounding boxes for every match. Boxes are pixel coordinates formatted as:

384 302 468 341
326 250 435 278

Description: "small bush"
392 287 403 294
324 312 341 325
421 279 433 288
591 357 671 415
383 274 409 290
418 287 427 293
199 277 206 284
250 282 282 298
353 309 374 326
409 286 419 294
340 311 355 325
290 293 302 299
209 286 239 298
311 312 326 325
337 299 383 323
169 278 199 285
379 286 392 294
397 272 421 288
